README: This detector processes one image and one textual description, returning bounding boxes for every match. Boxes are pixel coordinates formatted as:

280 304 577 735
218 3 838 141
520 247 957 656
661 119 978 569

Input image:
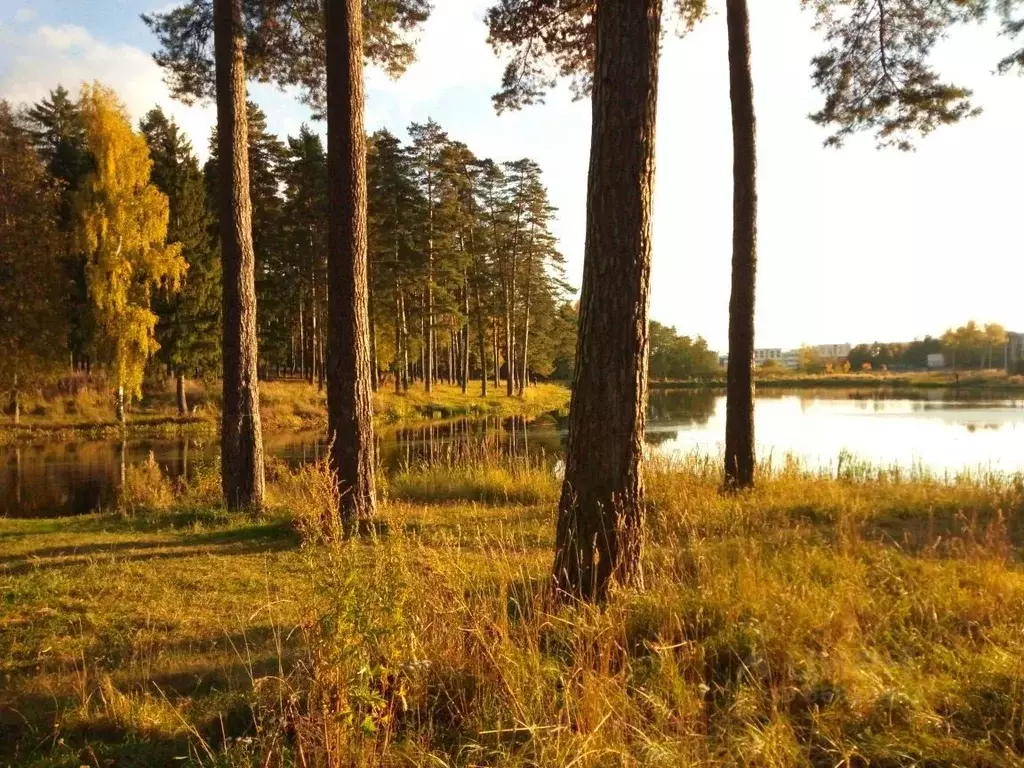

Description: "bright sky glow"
2 0 1021 353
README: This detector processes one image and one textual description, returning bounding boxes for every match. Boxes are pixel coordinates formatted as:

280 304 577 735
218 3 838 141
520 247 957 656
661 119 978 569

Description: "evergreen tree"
367 129 421 393
282 125 328 386
0 102 67 424
73 84 186 424
23 85 94 371
140 107 221 414
407 119 450 393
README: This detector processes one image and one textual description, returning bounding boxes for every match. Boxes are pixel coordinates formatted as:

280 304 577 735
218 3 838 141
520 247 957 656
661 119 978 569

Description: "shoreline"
0 381 571 443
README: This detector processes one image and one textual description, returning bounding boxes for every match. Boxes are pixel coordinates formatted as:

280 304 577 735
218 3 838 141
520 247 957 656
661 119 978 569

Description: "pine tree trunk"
310 276 318 385
298 295 306 380
10 373 19 426
462 274 470 394
214 0 265 511
520 254 532 396
492 317 500 389
504 282 515 397
399 289 409 391
326 0 377 532
425 267 434 393
552 0 662 601
394 288 403 394
723 0 758 491
176 371 188 416
369 284 379 392
476 284 488 397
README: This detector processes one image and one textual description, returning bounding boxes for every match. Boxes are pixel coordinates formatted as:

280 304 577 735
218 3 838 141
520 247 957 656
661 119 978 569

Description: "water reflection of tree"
381 415 562 472
647 390 716 426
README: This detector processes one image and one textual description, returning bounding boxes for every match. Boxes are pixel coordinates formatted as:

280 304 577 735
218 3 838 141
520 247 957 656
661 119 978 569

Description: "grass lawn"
2 457 1023 766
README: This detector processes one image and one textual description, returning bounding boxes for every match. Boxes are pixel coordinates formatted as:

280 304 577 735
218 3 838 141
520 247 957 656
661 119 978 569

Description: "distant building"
754 348 782 366
782 349 801 370
927 353 946 369
812 343 852 359
718 355 729 369
1007 332 1024 374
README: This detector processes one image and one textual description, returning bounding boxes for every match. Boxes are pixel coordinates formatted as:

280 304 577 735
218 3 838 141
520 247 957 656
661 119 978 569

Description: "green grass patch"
2 456 1023 765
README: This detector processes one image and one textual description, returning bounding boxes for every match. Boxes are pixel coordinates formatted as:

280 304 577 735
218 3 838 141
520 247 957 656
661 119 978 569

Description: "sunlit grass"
2 452 1023 765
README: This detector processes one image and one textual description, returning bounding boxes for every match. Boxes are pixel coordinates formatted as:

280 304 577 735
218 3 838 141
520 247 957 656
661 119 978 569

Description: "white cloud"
0 24 217 161
14 8 36 23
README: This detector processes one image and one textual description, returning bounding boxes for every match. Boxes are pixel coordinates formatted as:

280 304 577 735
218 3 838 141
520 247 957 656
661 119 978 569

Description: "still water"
4 389 1024 517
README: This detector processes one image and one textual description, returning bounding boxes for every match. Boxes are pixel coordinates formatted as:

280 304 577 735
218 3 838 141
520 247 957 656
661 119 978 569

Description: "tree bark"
476 283 488 397
723 0 758 491
520 242 533 396
10 373 19 426
214 0 265 511
176 371 188 416
491 316 500 389
326 0 377 532
462 273 470 394
369 278 379 392
399 288 409 391
115 384 126 426
552 0 662 601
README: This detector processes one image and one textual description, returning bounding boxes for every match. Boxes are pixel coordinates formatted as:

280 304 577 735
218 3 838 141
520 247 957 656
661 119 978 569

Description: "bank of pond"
6 387 1024 518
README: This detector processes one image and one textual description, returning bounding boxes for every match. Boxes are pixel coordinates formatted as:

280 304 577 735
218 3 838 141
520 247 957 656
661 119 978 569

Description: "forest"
2 0 1024 766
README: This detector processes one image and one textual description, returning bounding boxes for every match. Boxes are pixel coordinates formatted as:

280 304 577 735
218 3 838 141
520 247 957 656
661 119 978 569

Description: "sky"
1 0 1022 354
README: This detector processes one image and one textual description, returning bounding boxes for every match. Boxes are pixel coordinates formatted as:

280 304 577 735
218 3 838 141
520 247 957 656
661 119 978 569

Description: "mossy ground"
2 455 1023 766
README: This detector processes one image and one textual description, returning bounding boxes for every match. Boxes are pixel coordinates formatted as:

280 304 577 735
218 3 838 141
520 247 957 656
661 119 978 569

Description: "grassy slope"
3 459 1023 766
1 381 570 438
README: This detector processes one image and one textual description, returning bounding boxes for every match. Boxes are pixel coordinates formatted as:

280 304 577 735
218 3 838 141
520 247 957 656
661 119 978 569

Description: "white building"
754 348 783 366
811 343 852 359
927 353 946 369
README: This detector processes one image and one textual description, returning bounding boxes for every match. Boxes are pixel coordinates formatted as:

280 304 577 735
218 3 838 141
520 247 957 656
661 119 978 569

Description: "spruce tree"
140 107 221 414
0 102 67 424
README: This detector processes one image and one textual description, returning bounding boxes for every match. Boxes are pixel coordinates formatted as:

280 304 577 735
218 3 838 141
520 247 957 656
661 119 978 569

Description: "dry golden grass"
2 453 1023 766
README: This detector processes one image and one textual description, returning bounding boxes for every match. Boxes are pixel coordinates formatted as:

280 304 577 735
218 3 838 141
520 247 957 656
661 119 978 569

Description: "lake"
4 389 1024 517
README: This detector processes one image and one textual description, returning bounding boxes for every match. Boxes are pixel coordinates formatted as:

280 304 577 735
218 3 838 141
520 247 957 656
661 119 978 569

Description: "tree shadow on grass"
0 519 301 576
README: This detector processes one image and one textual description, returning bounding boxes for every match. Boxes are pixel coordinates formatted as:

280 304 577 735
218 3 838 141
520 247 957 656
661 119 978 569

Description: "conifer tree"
23 86 94 371
141 107 221 414
0 102 67 424
73 84 186 424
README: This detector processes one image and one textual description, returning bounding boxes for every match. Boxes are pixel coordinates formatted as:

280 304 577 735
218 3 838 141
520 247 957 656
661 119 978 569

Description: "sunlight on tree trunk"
214 0 265 511
326 0 377 532
553 0 662 602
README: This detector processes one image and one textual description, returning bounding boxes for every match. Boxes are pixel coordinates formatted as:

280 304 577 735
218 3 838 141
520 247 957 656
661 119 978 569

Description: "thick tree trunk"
176 371 188 416
552 0 661 601
214 0 265 511
723 0 758 491
326 0 377 531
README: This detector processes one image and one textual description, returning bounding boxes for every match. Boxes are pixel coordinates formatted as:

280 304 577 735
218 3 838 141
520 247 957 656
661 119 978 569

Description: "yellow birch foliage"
74 83 186 401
